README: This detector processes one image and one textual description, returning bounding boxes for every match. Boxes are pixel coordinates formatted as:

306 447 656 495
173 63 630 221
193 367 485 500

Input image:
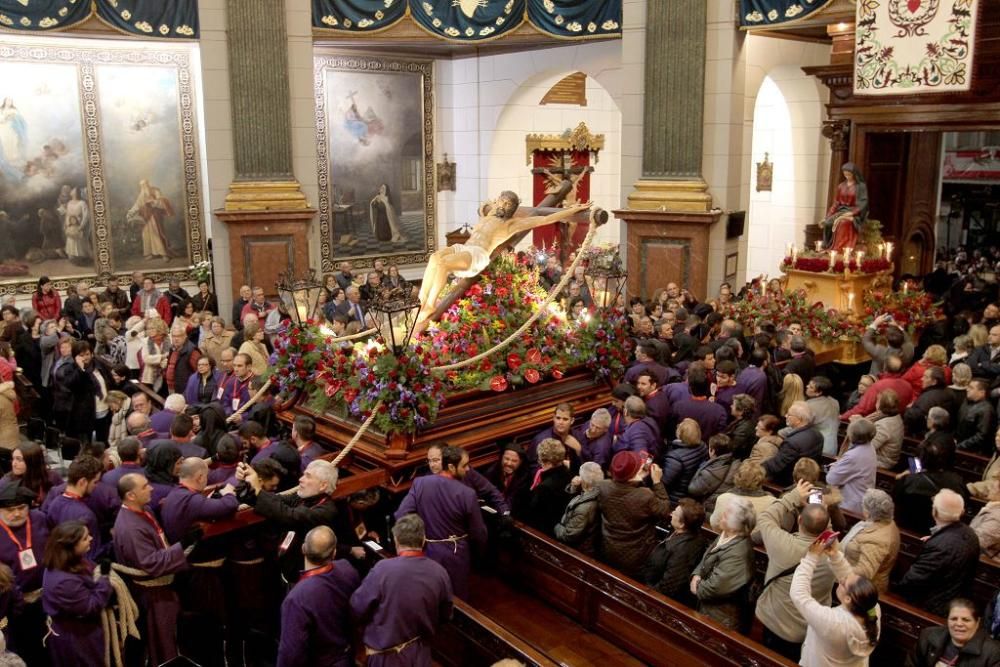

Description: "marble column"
222 0 308 210
626 0 712 212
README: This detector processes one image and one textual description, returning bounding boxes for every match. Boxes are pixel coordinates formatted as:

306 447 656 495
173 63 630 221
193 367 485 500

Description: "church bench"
435 598 562 667
507 522 798 666
900 435 992 481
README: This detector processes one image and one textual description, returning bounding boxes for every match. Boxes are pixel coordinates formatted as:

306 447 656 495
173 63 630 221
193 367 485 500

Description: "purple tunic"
0 510 48 593
395 475 487 600
43 482 119 543
112 505 188 666
624 361 672 386
42 566 113 666
572 424 613 470
149 409 179 435
44 492 103 560
251 439 279 464
149 438 207 460
350 555 453 666
277 561 361 667
99 462 144 493
735 365 767 419
207 463 238 486
297 441 327 468
159 485 239 544
615 417 661 456
673 396 728 440
462 468 509 514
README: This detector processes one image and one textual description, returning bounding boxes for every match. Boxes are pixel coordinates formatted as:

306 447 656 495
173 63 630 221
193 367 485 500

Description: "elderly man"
827 419 878 514
0 484 49 664
231 285 252 331
764 401 823 486
395 445 488 600
150 393 186 434
240 286 272 323
895 489 980 616
338 286 366 325
278 526 361 667
332 261 355 290
240 458 361 582
126 411 158 447
840 489 900 593
615 396 661 458
350 515 453 665
130 390 153 416
425 443 508 514
165 326 201 395
113 473 192 666
755 478 835 661
555 461 604 556
572 408 614 470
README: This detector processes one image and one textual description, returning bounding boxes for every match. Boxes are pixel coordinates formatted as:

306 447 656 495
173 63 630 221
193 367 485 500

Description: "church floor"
467 572 647 667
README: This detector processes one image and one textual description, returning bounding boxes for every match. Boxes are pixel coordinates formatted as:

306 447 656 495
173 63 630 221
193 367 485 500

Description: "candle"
815 241 823 252
884 241 893 259
844 247 853 266
847 292 855 310
791 245 798 263
856 250 865 266
829 250 837 270
786 242 793 257
903 282 908 294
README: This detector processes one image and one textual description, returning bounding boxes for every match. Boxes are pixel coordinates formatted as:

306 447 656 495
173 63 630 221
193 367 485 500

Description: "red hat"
610 450 642 482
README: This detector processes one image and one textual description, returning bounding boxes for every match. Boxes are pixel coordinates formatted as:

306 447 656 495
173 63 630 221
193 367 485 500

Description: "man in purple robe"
112 473 191 666
148 413 207 459
0 484 49 665
43 455 106 559
100 437 145 491
350 515 453 665
220 353 255 417
614 396 661 457
527 402 582 468
673 372 728 441
636 370 671 437
239 419 281 464
278 526 360 667
291 415 329 468
150 393 185 434
624 341 671 386
425 444 508 514
572 408 613 470
160 457 239 666
735 348 769 420
395 445 487 600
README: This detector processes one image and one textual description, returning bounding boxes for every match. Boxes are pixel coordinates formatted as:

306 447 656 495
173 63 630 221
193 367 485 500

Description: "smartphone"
817 529 839 548
807 488 824 505
908 456 923 474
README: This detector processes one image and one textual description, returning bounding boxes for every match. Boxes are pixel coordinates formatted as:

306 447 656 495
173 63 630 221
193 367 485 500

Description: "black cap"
611 383 637 401
0 484 35 509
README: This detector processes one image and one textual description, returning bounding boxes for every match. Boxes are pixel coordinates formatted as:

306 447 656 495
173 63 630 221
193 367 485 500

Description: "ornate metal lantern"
586 252 627 313
369 286 422 352
275 269 323 327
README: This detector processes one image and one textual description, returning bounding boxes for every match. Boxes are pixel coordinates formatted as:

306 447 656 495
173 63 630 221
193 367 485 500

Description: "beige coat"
968 454 1000 500
200 331 234 366
870 413 903 469
841 518 900 593
746 435 782 467
239 340 269 377
971 501 1000 562
0 380 18 450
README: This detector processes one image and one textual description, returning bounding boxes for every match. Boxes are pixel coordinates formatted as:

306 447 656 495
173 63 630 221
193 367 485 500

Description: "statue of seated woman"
821 162 869 252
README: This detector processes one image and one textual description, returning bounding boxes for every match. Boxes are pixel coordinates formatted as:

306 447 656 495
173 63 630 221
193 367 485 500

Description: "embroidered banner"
313 0 622 41
855 0 979 95
739 0 834 27
0 0 198 38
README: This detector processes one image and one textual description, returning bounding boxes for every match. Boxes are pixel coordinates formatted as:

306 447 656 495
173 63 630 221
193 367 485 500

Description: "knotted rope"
102 570 141 667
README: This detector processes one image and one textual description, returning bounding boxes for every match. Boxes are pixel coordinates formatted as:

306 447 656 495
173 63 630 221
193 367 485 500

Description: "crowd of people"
0 256 999 666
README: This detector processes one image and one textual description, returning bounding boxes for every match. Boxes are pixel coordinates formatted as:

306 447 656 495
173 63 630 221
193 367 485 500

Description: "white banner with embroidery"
854 0 979 95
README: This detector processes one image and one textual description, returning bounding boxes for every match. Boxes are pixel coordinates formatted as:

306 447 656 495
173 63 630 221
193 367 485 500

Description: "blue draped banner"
313 0 621 41
740 0 834 28
0 0 198 38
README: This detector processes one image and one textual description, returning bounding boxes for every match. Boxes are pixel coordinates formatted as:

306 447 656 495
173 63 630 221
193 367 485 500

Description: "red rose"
490 375 508 392
507 353 522 370
524 368 540 384
468 343 479 356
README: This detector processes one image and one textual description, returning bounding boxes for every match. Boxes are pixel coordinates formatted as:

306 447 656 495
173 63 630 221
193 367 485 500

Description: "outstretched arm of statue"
510 201 592 235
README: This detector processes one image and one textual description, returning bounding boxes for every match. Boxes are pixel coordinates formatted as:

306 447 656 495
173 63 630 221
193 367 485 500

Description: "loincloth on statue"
450 243 491 278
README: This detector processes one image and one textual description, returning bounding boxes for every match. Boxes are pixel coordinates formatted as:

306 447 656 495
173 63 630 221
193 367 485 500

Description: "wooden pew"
508 522 797 667
434 599 561 667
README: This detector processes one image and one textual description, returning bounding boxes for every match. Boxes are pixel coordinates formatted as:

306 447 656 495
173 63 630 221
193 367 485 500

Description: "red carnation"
524 368 540 384
490 375 509 392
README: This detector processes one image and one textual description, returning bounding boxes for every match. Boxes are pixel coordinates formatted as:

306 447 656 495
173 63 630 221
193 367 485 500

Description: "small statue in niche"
756 152 773 192
436 154 456 192
821 162 869 251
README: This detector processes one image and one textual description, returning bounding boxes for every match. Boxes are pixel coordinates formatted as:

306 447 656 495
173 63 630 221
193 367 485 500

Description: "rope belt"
111 562 174 588
0 616 7 631
424 534 467 554
365 636 422 656
42 616 59 646
190 558 226 569
22 589 41 604
230 557 264 566
104 570 141 667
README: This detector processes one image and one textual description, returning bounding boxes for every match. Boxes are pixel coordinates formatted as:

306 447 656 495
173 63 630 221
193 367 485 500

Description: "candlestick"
829 250 837 270
815 241 822 252
856 250 865 266
786 242 793 257
847 292 855 310
844 247 853 267
791 245 798 264
884 241 893 260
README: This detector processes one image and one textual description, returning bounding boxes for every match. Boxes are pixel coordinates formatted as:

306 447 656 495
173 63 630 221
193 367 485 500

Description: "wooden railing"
433 599 561 667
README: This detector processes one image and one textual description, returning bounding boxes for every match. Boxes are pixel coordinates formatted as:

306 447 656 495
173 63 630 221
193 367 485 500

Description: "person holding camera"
863 313 914 377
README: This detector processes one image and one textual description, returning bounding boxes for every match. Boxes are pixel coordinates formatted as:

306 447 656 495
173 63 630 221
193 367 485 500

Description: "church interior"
1 0 1000 665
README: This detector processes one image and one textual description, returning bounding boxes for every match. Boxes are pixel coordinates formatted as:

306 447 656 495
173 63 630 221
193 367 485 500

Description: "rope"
430 219 600 373
102 570 140 667
331 399 383 466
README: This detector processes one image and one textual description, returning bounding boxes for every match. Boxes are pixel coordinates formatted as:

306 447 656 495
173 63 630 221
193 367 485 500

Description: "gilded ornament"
159 24 170 35
0 14 14 26
58 7 68 17
422 2 433 15
479 26 495 35
601 20 619 30
134 21 152 33
358 18 373 27
496 16 504 24
15 0 27 6
375 10 384 19
785 4 803 17
767 9 778 20
445 26 459 35
343 18 352 27
321 15 338 26
39 17 57 28
432 17 442 26
745 10 763 22
543 0 555 11
756 153 773 192
464 27 474 36
567 21 581 32
175 24 194 36
554 14 563 25
120 9 130 20
587 22 596 33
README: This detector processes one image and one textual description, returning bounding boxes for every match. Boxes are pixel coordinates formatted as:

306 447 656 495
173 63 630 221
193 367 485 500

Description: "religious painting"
96 61 194 272
0 38 205 296
315 53 436 271
0 58 91 280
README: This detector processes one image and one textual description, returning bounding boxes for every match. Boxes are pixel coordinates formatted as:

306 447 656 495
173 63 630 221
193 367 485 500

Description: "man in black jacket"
966 324 1000 383
895 489 980 617
903 366 956 437
764 401 822 486
956 378 996 455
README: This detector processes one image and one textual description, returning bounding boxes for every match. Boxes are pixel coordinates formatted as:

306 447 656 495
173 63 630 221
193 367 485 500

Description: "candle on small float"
829 250 837 270
847 292 855 310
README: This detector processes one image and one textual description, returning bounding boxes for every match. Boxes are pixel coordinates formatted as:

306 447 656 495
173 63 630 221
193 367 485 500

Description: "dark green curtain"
312 0 406 32
527 0 620 39
313 0 621 41
740 0 833 27
0 0 198 38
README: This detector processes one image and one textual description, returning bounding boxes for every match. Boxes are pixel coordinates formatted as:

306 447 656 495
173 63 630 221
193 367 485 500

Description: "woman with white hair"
840 488 900 593
690 496 755 630
554 461 603 556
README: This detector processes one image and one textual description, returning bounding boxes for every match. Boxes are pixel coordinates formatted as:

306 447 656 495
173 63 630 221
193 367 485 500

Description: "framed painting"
0 37 205 297
314 53 435 271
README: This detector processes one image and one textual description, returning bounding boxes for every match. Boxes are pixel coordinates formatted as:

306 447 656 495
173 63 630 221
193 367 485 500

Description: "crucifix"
530 150 596 264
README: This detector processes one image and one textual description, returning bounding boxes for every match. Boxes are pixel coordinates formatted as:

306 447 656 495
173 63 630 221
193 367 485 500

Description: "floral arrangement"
266 250 632 434
191 260 213 285
781 254 892 274
858 289 942 333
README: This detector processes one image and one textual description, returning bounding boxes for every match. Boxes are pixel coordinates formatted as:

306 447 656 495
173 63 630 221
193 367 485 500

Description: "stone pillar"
222 0 308 210
627 0 712 212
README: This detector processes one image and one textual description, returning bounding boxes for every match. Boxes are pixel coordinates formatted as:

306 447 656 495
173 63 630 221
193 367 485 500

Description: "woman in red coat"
31 276 61 321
